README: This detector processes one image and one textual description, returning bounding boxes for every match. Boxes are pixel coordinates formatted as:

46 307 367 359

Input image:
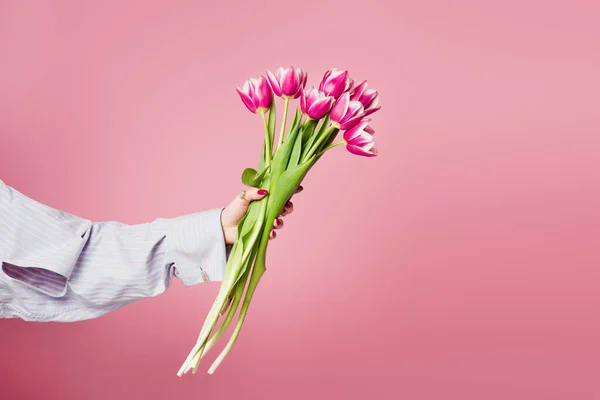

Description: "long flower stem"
200 245 256 356
207 217 272 374
303 126 337 162
317 140 345 157
277 97 290 149
261 111 272 167
177 196 268 376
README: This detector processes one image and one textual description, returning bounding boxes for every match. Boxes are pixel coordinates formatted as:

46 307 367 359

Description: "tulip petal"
346 77 354 94
266 70 282 97
320 68 350 98
256 76 273 109
236 86 257 113
328 68 344 80
343 120 370 141
340 116 365 130
300 90 307 114
350 80 368 101
348 133 376 151
363 105 381 117
349 131 373 147
330 70 349 98
339 100 365 130
347 100 364 116
281 67 299 97
330 92 350 123
318 70 331 93
307 96 334 119
347 144 378 157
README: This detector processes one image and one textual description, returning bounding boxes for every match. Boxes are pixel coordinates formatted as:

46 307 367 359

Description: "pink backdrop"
1 1 599 399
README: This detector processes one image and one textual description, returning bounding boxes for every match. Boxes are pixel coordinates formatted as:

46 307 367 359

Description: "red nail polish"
258 189 268 195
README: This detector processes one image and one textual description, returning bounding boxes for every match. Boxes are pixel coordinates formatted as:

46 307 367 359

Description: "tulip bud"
318 68 353 99
300 88 335 120
266 66 307 99
330 92 365 130
236 76 273 114
350 80 381 117
343 120 378 157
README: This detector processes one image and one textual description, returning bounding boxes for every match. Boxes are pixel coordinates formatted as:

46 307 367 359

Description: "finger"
280 201 294 216
295 185 304 194
273 218 284 229
269 230 277 240
236 188 268 206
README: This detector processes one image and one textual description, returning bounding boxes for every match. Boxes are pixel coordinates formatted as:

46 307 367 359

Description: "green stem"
200 248 255 357
178 195 268 376
277 97 290 149
207 220 272 374
317 140 345 157
261 111 272 167
315 114 330 138
303 126 337 162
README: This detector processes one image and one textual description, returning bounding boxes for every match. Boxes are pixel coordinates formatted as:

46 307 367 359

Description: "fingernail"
276 218 282 226
258 189 268 195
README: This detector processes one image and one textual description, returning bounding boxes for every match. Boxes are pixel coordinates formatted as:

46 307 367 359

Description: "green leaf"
241 168 259 187
270 119 302 184
288 108 301 136
318 127 340 155
238 200 262 242
251 166 270 187
302 131 317 158
299 119 319 160
258 141 266 171
287 126 304 168
241 164 271 188
267 159 314 220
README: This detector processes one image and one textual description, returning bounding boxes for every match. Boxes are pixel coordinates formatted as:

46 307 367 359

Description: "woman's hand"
220 186 303 245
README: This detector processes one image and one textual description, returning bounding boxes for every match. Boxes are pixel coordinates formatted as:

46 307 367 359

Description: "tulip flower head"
350 80 381 117
343 120 378 157
236 76 273 114
319 68 353 99
330 92 365 130
300 88 335 120
267 66 307 99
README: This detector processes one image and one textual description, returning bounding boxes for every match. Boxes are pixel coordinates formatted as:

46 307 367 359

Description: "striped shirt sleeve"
0 179 228 308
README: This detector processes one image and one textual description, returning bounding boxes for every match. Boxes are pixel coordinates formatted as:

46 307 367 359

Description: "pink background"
1 0 599 399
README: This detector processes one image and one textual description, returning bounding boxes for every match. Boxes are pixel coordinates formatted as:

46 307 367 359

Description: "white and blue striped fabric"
0 179 228 322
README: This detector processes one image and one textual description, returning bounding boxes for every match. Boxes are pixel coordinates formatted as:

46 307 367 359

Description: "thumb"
237 188 268 207
222 188 269 232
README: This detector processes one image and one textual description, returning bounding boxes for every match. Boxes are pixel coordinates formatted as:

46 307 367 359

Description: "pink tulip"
343 120 378 157
300 88 335 120
318 68 353 99
350 80 381 117
266 66 307 99
330 92 365 130
236 76 273 114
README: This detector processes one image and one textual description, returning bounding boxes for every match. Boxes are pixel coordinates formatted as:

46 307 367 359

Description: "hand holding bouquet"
178 66 380 375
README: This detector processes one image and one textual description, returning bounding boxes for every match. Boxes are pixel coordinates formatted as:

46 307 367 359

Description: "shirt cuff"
166 207 228 285
1 225 90 298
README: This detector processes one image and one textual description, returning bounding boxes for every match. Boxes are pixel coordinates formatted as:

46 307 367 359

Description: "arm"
0 179 295 321
0 179 228 308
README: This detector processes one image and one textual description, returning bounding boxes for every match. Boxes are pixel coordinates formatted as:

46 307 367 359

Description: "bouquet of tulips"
177 67 380 375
